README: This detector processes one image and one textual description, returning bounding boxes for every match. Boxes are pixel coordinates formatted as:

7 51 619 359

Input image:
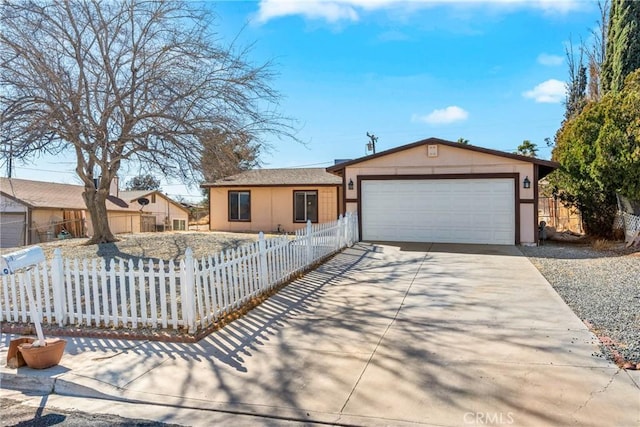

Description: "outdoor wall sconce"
523 176 531 189
348 179 354 190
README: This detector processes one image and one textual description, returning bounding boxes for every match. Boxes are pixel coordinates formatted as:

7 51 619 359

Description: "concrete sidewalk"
2 243 639 426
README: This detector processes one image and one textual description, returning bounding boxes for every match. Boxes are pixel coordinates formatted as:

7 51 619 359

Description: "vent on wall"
427 145 438 157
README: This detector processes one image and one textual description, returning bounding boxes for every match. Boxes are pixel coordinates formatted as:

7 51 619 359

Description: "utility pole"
7 141 13 178
366 132 377 154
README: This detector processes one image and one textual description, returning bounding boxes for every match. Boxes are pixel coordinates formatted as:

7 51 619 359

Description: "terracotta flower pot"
16 338 66 369
6 337 34 368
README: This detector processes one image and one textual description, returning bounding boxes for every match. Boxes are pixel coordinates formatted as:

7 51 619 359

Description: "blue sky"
15 0 601 202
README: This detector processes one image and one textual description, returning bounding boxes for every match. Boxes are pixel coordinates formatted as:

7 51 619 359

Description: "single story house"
120 190 190 232
0 177 143 248
326 137 559 245
201 168 342 233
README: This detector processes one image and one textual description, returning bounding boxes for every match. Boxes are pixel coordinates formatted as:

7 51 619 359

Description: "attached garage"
327 137 558 246
361 177 515 244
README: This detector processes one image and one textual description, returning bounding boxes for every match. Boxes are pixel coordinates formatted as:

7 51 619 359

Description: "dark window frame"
293 190 319 223
228 190 251 222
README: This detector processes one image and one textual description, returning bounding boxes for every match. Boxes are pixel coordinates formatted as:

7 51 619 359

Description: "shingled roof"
0 177 138 211
201 168 341 187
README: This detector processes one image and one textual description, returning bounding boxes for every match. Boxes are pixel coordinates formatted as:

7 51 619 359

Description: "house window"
294 191 318 223
173 219 186 231
229 191 251 221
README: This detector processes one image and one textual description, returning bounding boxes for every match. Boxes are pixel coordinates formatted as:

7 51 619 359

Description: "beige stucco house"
327 137 558 245
201 168 342 233
121 190 190 232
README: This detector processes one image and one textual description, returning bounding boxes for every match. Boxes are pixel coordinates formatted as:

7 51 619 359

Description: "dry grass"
591 238 619 251
0 231 261 262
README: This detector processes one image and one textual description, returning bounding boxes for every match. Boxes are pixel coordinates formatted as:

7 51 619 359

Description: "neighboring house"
201 168 342 233
120 190 190 232
0 177 142 248
326 137 559 245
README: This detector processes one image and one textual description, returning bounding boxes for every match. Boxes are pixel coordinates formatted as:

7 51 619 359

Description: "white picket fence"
0 213 358 333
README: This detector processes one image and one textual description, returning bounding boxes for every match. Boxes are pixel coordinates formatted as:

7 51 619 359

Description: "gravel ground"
521 241 640 365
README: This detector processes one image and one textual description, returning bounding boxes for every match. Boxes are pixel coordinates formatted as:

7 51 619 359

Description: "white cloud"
255 0 585 24
412 106 469 125
522 79 566 103
256 0 359 23
537 53 563 66
525 0 584 14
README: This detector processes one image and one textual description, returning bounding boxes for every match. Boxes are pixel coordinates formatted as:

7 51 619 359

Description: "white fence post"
306 220 313 265
183 248 196 333
258 232 268 290
51 248 66 326
350 212 358 244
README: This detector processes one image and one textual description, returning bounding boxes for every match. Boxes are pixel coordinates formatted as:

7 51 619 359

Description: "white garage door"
0 213 26 248
362 179 515 245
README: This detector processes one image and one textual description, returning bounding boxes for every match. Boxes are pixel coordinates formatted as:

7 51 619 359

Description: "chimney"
109 176 119 197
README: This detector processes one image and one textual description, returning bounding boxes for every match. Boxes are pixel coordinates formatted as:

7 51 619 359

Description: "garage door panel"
0 213 26 248
362 179 515 245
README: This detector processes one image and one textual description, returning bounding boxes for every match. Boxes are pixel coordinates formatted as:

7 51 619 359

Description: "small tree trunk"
83 185 117 244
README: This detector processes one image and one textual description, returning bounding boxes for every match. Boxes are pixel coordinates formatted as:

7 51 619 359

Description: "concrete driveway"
2 243 639 426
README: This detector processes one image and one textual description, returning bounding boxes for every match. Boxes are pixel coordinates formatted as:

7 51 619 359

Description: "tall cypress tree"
601 0 640 92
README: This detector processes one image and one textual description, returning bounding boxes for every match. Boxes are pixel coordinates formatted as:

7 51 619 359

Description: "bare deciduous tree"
0 0 296 243
564 38 587 121
125 174 161 191
586 0 610 101
200 129 259 183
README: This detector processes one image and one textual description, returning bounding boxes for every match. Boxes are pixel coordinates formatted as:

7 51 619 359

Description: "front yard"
0 231 262 262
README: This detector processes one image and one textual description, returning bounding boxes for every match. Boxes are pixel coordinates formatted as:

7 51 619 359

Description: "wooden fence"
538 197 583 234
1 213 358 333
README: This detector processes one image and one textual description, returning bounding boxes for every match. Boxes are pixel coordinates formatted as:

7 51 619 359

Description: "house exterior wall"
0 194 28 213
341 143 538 245
103 211 142 235
138 195 189 230
209 186 339 233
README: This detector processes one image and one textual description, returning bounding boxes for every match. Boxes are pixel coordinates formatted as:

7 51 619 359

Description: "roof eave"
326 137 560 173
201 182 341 188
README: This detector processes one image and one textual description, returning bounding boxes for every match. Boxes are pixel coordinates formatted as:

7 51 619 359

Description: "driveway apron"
1 243 638 426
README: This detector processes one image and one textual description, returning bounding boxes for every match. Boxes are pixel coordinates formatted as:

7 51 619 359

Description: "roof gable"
201 168 342 187
326 137 559 178
120 190 190 214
